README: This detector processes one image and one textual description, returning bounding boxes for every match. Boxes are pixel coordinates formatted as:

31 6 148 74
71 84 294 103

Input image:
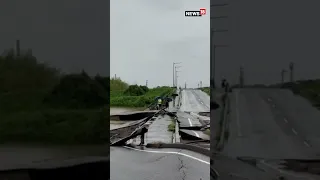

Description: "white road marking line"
182 91 186 109
123 146 210 165
192 131 200 138
267 98 272 102
304 141 310 147
292 128 297 135
235 92 242 137
187 118 193 126
201 102 204 104
284 118 288 123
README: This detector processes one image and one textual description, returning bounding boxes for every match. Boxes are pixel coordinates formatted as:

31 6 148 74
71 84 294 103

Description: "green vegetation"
274 80 320 109
200 87 210 96
0 48 108 144
110 78 174 107
168 119 176 132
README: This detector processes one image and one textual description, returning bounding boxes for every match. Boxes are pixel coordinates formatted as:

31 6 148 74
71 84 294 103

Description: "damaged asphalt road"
110 146 209 180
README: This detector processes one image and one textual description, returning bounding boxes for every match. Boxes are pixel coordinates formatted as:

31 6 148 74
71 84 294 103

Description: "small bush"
43 73 108 109
110 86 174 107
124 85 146 96
168 120 175 132
110 77 128 91
201 87 210 96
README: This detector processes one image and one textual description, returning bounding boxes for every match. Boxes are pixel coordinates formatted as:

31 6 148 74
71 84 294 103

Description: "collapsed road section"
177 89 210 149
110 88 211 153
110 89 213 180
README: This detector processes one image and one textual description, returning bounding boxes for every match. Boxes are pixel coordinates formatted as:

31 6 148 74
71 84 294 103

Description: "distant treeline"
0 48 109 110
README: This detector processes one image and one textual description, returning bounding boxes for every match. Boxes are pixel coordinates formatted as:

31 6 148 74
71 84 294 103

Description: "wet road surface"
110 90 211 179
223 89 320 159
180 89 210 112
180 129 209 140
176 111 203 127
127 114 173 145
110 146 209 180
177 89 210 142
110 107 142 129
215 88 320 179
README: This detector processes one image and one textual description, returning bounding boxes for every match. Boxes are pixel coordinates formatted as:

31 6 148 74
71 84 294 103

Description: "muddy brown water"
0 107 143 170
110 107 145 130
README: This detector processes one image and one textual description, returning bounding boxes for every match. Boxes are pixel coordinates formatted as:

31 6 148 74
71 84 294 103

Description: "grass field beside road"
277 80 320 109
200 87 210 96
110 78 174 107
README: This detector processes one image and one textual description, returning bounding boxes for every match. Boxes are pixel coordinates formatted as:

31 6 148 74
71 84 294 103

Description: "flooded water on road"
110 107 144 130
110 107 144 115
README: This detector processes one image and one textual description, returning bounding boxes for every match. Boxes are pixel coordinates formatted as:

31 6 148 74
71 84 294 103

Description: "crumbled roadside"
211 90 225 148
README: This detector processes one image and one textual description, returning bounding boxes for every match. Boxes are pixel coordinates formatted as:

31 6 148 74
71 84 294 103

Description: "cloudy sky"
215 0 320 85
2 0 320 86
111 0 210 88
0 0 109 76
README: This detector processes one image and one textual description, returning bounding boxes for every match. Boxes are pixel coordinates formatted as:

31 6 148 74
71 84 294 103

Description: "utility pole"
281 69 287 84
213 44 229 86
146 80 148 87
175 66 181 88
16 39 20 57
185 82 187 89
211 3 229 89
200 81 202 88
289 62 294 82
240 66 244 88
173 62 182 87
175 72 180 88
114 74 116 79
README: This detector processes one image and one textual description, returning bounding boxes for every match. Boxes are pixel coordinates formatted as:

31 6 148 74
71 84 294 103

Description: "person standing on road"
139 126 148 146
157 98 162 110
173 96 175 107
165 97 170 110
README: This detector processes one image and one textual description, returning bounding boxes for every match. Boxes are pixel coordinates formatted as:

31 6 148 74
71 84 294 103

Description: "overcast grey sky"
214 0 320 85
0 0 109 76
2 1 319 86
111 0 210 88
